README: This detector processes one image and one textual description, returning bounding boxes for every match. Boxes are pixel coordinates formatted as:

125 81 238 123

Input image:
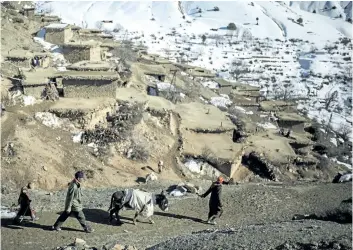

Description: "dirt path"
1 182 351 249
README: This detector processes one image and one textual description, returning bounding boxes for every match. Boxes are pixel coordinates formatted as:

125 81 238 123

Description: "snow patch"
0 206 17 219
210 94 232 108
201 81 219 89
72 132 84 143
257 122 277 129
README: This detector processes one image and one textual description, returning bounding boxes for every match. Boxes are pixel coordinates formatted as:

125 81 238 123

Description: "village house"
55 71 120 98
275 112 307 133
4 49 51 69
19 69 57 98
214 78 234 95
20 5 35 18
259 100 297 112
44 23 73 44
62 41 102 63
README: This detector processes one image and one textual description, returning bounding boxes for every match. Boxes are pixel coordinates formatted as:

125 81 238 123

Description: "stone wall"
63 46 101 63
45 28 73 44
6 58 30 68
62 79 117 98
90 47 102 61
278 120 305 133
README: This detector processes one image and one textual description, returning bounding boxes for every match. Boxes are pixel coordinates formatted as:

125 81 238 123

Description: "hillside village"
1 1 352 192
0 2 352 250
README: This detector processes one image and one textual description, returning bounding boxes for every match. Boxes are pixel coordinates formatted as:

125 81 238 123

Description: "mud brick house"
44 23 73 44
4 50 51 69
20 69 57 97
20 5 35 18
276 112 307 133
57 71 120 98
62 41 102 63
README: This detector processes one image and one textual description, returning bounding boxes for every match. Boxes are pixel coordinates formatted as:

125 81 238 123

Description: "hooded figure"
200 176 230 225
52 171 93 233
13 183 37 224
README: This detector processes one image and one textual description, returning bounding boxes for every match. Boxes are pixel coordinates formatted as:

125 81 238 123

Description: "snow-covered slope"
37 1 352 43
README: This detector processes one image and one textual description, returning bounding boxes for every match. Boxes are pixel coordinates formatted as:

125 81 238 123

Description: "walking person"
52 171 93 233
13 183 38 224
199 176 230 225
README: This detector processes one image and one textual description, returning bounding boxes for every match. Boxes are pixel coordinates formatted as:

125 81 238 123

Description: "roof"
22 68 57 85
79 29 101 34
236 84 261 91
63 40 102 48
66 60 114 71
214 78 235 87
136 63 167 76
276 112 307 122
260 100 296 111
56 70 119 80
174 63 195 70
5 50 49 60
45 23 69 30
100 42 121 48
188 68 215 78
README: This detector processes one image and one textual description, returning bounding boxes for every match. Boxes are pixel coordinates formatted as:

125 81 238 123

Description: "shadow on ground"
154 211 205 223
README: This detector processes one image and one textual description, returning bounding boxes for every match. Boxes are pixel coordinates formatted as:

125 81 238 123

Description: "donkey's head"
156 190 169 211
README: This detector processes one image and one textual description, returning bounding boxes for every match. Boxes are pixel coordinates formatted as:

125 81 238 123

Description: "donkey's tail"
108 193 114 211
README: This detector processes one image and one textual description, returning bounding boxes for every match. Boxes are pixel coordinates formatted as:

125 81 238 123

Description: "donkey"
108 189 168 225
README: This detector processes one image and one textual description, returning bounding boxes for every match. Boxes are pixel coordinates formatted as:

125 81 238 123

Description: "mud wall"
90 47 102 61
23 85 45 98
5 58 29 68
277 120 305 133
45 29 72 45
62 79 117 98
63 47 90 63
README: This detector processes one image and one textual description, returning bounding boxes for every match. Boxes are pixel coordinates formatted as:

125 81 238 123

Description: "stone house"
44 23 73 45
214 78 234 95
62 41 102 63
21 5 35 18
276 112 307 133
19 69 57 98
57 71 120 98
4 50 51 69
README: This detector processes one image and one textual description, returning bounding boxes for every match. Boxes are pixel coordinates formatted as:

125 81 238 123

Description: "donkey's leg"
109 208 116 223
133 211 139 225
115 206 123 225
148 216 155 224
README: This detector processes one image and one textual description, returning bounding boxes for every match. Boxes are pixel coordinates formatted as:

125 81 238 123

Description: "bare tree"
324 88 338 110
337 123 351 141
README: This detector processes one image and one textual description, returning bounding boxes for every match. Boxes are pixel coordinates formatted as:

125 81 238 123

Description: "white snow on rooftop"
45 23 69 29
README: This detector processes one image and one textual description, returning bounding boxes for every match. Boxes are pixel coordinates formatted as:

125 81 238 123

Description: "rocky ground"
1 181 351 250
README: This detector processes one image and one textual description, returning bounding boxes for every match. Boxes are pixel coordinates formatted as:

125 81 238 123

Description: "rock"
145 172 158 183
184 183 197 193
42 166 48 171
110 244 124 250
74 238 86 246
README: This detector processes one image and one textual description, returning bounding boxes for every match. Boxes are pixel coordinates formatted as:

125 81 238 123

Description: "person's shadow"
0 218 82 232
154 211 205 224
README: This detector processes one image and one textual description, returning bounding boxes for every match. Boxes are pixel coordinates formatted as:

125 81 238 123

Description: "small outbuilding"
276 112 307 133
62 41 102 63
57 71 120 98
44 23 73 45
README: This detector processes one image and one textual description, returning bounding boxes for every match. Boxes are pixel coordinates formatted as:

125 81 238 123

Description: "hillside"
37 1 353 134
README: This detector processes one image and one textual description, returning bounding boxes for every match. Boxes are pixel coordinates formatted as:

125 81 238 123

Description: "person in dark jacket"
13 184 37 224
52 171 93 233
199 176 230 225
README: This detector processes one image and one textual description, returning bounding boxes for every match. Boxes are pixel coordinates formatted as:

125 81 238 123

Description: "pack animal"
108 189 168 225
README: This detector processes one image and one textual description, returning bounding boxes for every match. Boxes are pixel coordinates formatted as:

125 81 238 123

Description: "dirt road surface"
1 181 351 249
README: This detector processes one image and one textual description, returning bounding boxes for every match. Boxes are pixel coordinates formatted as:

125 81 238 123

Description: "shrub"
227 22 237 30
